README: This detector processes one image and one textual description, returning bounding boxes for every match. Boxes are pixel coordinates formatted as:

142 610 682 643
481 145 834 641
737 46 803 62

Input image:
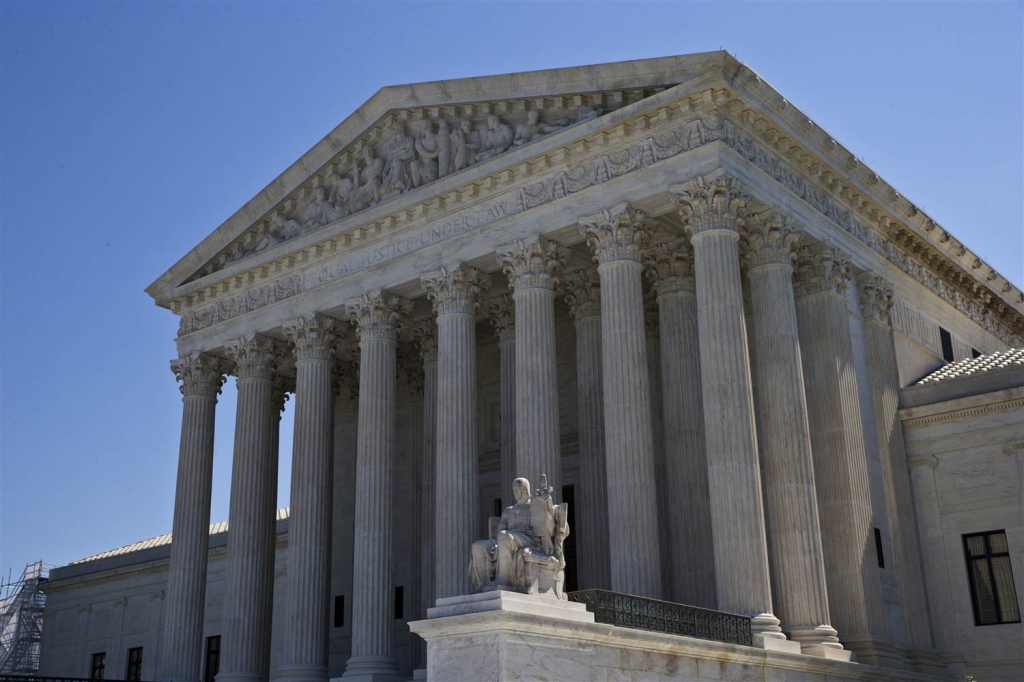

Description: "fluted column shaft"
497 236 563 496
671 177 778 635
743 212 839 653
161 354 224 682
644 295 674 595
580 205 661 598
860 276 935 656
794 247 886 661
561 269 610 590
488 295 517 509
343 292 409 678
415 323 438 659
423 266 488 600
645 241 716 607
221 335 280 682
279 316 337 682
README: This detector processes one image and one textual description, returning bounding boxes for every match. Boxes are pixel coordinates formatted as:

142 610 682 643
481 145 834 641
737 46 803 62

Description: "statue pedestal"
409 591 939 682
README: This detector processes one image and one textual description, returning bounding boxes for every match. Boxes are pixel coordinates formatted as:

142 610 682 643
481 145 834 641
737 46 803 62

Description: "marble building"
39 53 1023 680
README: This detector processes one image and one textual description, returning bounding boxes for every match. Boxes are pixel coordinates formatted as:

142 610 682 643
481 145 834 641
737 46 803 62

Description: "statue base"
409 591 943 682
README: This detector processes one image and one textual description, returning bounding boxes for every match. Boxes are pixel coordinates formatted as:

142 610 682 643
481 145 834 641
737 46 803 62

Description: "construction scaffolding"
0 561 49 673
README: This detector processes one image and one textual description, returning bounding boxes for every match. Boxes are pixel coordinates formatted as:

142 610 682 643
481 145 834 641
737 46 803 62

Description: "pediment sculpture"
469 474 570 600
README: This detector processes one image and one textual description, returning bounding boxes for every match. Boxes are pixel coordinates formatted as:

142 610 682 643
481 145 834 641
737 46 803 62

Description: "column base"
750 613 801 654
340 656 401 681
276 664 329 682
788 623 850 659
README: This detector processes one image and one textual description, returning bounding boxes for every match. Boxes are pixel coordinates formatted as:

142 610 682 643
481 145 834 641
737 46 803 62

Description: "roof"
916 348 1024 385
68 508 290 566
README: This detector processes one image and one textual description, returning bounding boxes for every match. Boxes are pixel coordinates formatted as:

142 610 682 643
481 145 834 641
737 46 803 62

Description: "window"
334 594 345 628
394 585 404 620
125 647 143 681
964 531 1021 625
203 636 221 682
90 652 106 679
939 327 954 362
874 527 885 568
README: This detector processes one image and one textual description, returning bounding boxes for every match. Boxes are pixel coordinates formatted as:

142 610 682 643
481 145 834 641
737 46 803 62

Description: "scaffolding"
0 561 49 673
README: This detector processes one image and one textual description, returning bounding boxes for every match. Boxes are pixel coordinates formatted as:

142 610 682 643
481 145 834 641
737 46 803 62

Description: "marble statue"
413 119 440 186
513 110 569 147
450 118 481 173
384 121 418 195
353 145 384 209
298 185 345 229
475 113 514 163
469 475 570 600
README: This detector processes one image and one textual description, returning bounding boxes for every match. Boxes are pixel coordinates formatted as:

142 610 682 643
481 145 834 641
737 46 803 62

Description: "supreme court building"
39 54 1024 681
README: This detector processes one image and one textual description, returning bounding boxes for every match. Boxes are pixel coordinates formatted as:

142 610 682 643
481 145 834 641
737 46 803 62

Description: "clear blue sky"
1 2 1021 578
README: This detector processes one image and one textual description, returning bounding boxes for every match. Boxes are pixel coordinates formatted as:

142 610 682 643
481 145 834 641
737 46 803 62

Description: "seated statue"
468 475 570 600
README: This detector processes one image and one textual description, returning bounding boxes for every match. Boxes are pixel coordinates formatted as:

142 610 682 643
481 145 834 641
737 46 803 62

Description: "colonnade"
161 171 906 679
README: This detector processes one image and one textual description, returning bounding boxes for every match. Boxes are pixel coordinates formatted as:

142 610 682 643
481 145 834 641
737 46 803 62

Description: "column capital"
225 333 283 380
859 272 895 325
486 293 516 341
399 345 425 399
345 290 412 341
495 234 566 291
670 173 748 239
408 318 438 364
170 352 228 398
284 314 339 361
421 264 491 316
740 208 799 271
643 238 696 295
332 358 360 404
579 202 648 264
271 374 293 417
793 244 852 299
559 268 602 320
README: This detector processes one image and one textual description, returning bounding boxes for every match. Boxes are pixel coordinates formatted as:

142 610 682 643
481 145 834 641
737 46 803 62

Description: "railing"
567 589 753 646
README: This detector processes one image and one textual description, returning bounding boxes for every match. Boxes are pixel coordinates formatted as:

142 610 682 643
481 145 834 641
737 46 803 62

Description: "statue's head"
391 121 405 137
313 186 327 201
527 110 540 124
438 118 449 132
512 478 530 503
361 146 375 161
487 113 498 129
461 119 473 134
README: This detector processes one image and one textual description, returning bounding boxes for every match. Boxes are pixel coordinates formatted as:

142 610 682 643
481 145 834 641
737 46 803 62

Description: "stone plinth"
410 592 941 682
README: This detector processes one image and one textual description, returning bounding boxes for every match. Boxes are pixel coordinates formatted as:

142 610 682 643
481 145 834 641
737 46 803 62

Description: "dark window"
492 497 503 517
964 531 1021 626
90 652 106 679
203 636 221 682
972 348 982 359
562 485 577 593
125 647 143 681
874 527 885 568
334 594 345 628
395 585 404 620
939 327 954 362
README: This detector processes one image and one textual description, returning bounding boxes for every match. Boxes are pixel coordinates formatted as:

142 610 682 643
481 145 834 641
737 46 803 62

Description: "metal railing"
567 589 753 646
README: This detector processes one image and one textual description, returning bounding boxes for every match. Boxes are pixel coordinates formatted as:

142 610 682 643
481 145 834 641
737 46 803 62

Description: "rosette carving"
643 238 696 295
578 203 648 264
421 264 491 316
739 209 799 270
345 290 412 341
859 273 895 324
559 268 602 320
793 244 852 298
284 314 339 361
495 234 566 291
170 352 228 398
487 293 516 341
225 333 282 380
670 174 748 237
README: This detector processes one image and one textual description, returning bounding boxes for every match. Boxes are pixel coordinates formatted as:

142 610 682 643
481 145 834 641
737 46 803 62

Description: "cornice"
901 397 1024 429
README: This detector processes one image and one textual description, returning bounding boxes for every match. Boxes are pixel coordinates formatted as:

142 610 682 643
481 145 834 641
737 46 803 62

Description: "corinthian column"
670 175 781 641
741 211 844 657
412 321 438 622
794 246 886 663
579 204 662 599
487 293 517 509
221 334 281 682
161 353 225 682
643 239 716 608
560 268 610 590
496 236 564 496
422 266 489 599
341 293 410 679
279 315 337 682
860 274 936 660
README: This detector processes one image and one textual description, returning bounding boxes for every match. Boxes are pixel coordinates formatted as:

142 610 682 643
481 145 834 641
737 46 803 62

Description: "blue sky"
1 2 1021 577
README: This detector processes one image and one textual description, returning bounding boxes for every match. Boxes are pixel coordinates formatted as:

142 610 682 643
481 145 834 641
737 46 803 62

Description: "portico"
142 54 1023 681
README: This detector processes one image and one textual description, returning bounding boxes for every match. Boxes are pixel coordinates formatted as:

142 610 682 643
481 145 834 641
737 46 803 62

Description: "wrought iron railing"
568 589 753 646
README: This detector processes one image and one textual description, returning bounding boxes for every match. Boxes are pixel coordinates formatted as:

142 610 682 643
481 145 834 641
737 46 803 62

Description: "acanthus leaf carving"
486 293 516 341
495 234 566 291
170 352 228 398
859 273 895 325
793 243 852 299
559 268 602 321
670 174 748 238
345 290 412 341
643 237 696 296
421 263 491 317
739 208 799 270
579 202 648 265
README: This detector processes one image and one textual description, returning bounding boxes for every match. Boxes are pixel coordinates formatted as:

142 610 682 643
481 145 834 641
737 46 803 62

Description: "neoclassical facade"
40 53 1023 681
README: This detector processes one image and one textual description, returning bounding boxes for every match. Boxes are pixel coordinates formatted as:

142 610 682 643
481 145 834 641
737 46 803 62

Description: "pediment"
146 53 730 301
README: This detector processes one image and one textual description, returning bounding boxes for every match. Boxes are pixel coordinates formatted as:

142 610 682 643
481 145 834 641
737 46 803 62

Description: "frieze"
718 121 1023 345
179 274 302 336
